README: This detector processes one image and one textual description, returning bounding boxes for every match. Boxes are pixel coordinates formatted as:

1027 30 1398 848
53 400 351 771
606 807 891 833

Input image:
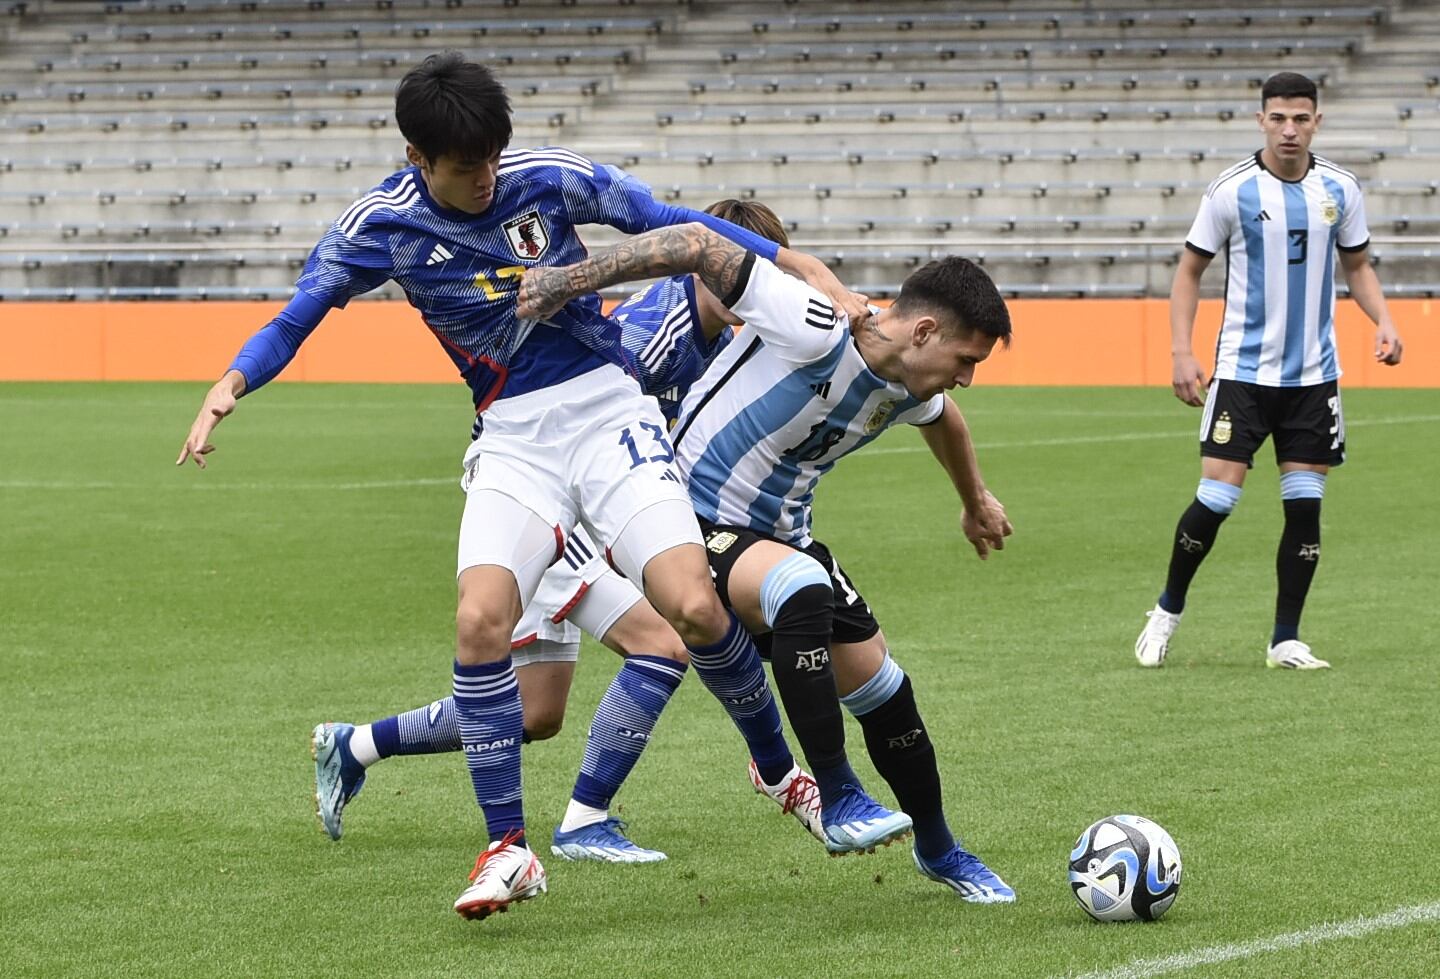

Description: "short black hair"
395 52 512 164
893 257 1012 347
1261 72 1318 109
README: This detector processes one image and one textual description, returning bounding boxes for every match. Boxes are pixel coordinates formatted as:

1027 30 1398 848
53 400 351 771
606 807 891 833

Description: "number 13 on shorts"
618 422 675 469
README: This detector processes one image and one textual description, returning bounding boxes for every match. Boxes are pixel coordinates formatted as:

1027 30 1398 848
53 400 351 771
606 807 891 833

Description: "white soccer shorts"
509 529 645 667
457 364 702 598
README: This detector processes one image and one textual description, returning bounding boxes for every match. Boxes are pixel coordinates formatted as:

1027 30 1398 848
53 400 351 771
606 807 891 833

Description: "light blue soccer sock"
572 655 687 811
687 612 795 786
371 699 462 759
452 658 526 845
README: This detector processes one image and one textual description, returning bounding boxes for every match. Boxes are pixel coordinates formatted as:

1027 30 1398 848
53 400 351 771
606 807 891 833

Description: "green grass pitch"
2 381 1438 978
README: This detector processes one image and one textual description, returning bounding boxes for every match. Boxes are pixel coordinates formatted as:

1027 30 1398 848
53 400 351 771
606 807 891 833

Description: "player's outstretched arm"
1339 248 1404 366
1168 248 1213 406
177 369 247 468
517 223 748 321
919 397 1012 560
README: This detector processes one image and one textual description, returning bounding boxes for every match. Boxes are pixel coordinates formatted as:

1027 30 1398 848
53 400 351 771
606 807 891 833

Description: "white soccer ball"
1068 814 1183 922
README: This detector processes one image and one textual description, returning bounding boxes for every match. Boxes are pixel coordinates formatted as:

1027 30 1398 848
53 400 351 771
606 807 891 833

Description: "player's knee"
664 589 730 647
1196 478 1243 515
454 601 514 663
761 553 834 632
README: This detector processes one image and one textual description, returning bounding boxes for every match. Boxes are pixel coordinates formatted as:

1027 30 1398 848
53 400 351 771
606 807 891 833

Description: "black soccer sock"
766 583 850 806
1160 498 1231 613
854 676 953 860
1274 497 1322 644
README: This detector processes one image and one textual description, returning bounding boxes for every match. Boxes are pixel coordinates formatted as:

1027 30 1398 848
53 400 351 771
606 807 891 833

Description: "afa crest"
863 400 898 435
706 531 739 554
502 210 550 261
1212 411 1233 445
1319 197 1339 226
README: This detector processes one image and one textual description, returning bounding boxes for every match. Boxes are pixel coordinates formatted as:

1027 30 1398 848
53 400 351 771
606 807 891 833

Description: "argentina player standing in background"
1135 72 1404 672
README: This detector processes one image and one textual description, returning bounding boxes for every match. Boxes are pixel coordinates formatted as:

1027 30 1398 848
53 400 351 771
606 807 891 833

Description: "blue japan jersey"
295 148 748 410
608 274 733 424
470 274 732 441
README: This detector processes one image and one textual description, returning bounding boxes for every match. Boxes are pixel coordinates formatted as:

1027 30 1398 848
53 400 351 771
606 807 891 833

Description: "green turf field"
2 382 1437 978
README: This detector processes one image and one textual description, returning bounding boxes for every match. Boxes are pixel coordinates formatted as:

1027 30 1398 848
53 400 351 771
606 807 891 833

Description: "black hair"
395 52 512 164
1261 72 1318 109
892 257 1012 347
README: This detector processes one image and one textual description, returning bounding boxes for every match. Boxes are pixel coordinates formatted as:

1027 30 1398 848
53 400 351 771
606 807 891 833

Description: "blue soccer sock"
572 654 686 811
370 698 462 759
452 658 525 846
687 612 795 786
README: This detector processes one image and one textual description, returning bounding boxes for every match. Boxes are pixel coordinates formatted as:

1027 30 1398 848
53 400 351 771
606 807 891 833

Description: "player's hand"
777 249 870 326
1375 323 1404 366
1171 353 1207 407
961 490 1012 561
176 375 241 469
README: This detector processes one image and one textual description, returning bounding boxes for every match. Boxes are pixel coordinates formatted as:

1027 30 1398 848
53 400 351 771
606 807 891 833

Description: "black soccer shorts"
1199 378 1345 468
699 521 881 647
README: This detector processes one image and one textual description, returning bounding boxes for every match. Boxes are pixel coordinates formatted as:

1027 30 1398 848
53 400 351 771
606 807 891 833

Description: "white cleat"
749 760 826 844
1135 606 1182 667
1266 639 1330 671
454 834 548 921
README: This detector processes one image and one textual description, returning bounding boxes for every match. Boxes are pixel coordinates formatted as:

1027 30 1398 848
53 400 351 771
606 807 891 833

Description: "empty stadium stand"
2 0 1438 299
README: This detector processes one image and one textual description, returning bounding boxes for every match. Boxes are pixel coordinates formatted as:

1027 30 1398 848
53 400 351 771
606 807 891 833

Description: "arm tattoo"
548 224 749 305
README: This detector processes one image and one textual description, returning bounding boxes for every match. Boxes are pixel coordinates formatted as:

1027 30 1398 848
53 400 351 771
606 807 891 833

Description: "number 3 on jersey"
619 422 675 469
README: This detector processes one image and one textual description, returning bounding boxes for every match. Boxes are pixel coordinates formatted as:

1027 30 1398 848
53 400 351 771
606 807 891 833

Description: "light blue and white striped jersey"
1186 151 1369 387
673 256 945 547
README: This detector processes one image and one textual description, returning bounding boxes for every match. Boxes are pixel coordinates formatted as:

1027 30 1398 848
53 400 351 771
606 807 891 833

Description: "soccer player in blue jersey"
1135 72 1404 671
518 226 1019 903
311 201 826 863
175 54 861 920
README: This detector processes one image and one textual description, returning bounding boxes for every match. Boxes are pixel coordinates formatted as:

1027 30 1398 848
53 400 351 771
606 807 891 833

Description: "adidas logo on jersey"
810 381 832 399
426 243 455 266
1253 210 1272 222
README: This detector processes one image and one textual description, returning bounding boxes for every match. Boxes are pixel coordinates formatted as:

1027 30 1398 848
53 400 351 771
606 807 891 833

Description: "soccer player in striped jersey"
1135 72 1404 671
518 225 1019 903
312 202 827 863
176 54 862 920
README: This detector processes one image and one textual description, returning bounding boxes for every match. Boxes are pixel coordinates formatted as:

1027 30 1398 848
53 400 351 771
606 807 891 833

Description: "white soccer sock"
559 799 609 833
348 724 381 767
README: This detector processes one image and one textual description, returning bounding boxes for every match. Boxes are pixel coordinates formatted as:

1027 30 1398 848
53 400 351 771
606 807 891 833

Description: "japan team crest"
502 210 550 261
863 400 898 435
1319 197 1339 226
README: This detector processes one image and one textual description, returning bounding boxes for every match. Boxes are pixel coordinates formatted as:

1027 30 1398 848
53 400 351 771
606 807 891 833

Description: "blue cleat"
311 721 366 841
821 785 913 855
550 818 667 864
913 844 1016 903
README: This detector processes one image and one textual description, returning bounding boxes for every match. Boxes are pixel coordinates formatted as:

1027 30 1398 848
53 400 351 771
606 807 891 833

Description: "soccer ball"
1068 814 1182 922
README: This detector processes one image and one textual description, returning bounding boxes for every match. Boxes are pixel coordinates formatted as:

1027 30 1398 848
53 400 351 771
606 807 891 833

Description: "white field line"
862 412 1440 457
1065 900 1440 979
1 415 1437 492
